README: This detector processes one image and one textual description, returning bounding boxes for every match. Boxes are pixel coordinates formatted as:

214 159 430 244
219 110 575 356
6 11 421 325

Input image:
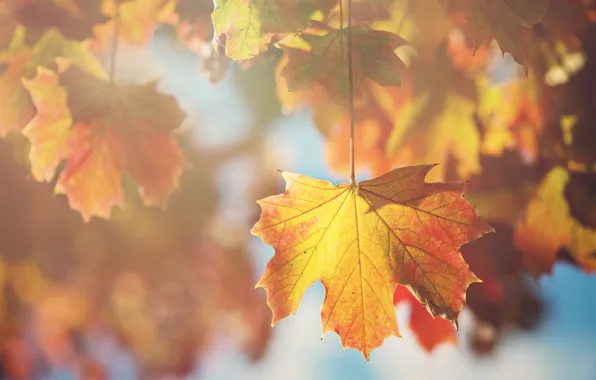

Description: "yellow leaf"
211 0 270 60
515 167 596 275
387 94 481 181
252 165 492 358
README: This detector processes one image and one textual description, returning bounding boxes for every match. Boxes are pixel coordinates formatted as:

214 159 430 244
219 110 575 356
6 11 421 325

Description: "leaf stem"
347 0 355 185
109 3 120 83
339 0 343 70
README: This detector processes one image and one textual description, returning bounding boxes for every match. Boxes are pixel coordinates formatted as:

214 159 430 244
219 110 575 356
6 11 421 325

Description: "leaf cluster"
0 0 595 364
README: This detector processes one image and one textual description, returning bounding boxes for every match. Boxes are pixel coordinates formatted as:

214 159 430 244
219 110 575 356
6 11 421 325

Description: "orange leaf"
22 63 186 221
0 50 36 136
252 165 493 359
393 285 457 352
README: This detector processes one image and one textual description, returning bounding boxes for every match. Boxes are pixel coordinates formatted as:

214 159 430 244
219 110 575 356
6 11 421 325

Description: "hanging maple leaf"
515 166 596 275
440 0 550 68
252 164 493 358
0 29 103 136
279 25 406 98
21 61 185 221
393 285 458 352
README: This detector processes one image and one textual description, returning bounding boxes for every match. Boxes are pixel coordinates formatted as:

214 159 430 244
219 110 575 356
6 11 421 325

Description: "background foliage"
0 0 595 378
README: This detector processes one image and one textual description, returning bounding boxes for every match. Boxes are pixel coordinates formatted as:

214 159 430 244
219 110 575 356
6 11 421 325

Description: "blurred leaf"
440 0 550 68
22 62 185 221
279 26 406 98
515 166 596 275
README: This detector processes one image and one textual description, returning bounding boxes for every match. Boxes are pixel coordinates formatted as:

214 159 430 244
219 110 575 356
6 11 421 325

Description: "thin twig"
339 0 343 75
109 4 120 83
347 0 355 185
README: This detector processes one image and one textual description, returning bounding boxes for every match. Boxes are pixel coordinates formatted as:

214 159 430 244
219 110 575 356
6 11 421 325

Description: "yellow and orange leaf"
21 62 186 222
252 164 493 358
0 29 102 136
393 285 457 352
515 166 596 276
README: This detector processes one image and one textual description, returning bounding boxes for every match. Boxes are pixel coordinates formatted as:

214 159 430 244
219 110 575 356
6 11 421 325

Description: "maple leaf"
211 0 271 60
252 165 493 358
515 167 596 276
0 29 103 136
440 0 550 68
393 285 457 352
21 62 185 221
279 26 406 97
